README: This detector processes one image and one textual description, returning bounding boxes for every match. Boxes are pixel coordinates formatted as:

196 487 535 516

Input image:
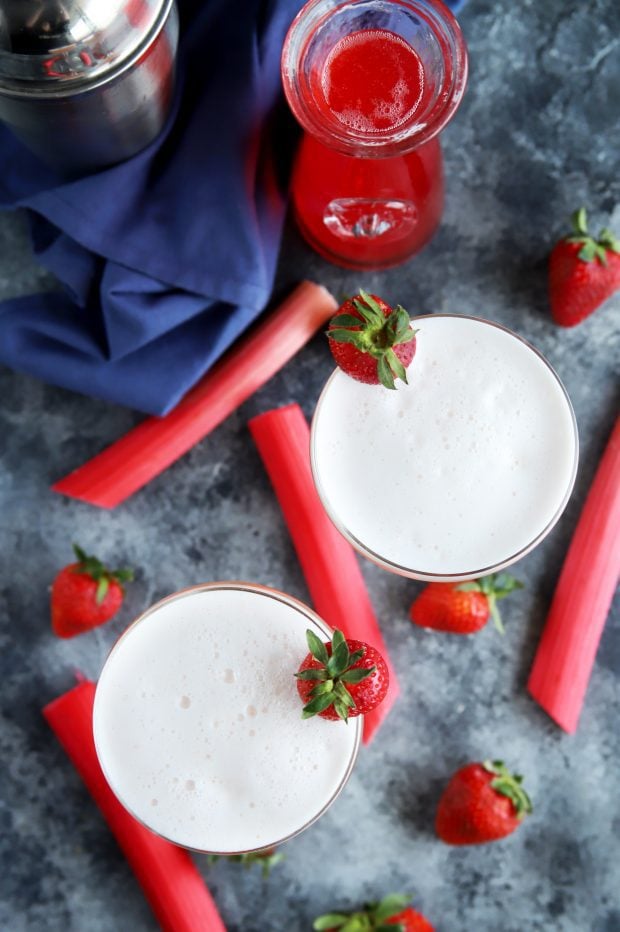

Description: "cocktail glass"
310 315 579 582
281 0 468 269
93 581 361 854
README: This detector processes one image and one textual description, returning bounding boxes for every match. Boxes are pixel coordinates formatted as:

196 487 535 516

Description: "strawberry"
295 628 389 722
409 573 523 635
327 290 417 389
436 760 532 845
549 207 620 327
313 893 434 931
51 544 133 638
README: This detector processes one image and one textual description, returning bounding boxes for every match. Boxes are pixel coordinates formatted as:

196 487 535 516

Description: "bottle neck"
282 0 468 159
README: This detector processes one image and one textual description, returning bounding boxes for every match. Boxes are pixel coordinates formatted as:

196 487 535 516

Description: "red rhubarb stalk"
43 680 227 932
52 281 338 508
527 417 620 732
248 403 400 744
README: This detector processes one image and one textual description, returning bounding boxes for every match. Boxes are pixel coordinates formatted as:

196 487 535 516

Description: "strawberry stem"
71 543 134 604
482 760 533 819
457 573 523 635
566 207 620 265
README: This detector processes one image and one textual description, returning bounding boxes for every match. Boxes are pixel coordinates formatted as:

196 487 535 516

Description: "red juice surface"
321 29 426 134
292 28 444 269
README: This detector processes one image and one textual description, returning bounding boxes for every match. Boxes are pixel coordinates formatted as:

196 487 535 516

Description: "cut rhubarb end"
248 403 399 745
51 281 338 509
527 417 620 733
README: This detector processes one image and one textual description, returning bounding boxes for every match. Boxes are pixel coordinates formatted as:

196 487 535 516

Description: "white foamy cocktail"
93 583 361 853
311 315 578 581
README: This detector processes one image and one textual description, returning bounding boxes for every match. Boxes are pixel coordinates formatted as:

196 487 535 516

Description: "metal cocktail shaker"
0 0 179 175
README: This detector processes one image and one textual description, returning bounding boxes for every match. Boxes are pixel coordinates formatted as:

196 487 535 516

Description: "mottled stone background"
0 1 619 930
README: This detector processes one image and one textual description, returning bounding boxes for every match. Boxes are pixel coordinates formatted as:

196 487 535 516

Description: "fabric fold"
0 0 299 415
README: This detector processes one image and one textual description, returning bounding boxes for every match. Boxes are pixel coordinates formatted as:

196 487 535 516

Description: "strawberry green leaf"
72 543 88 563
113 568 134 584
333 700 350 722
347 648 366 666
341 920 370 932
295 668 328 681
255 851 285 878
306 629 329 665
386 307 412 343
566 208 619 265
395 327 417 345
599 228 620 252
489 573 524 600
357 289 387 318
374 894 412 922
333 682 356 707
332 629 346 651
339 666 375 684
328 328 369 347
483 760 533 819
377 354 396 390
309 681 334 697
327 638 351 677
302 692 335 718
353 293 384 326
313 915 350 930
456 581 482 593
386 349 408 385
473 574 524 633
329 314 365 328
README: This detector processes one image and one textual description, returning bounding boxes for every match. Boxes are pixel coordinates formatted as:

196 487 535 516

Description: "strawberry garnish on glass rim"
295 628 389 722
327 290 417 390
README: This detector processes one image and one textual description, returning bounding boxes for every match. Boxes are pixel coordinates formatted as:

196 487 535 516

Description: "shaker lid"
0 0 171 89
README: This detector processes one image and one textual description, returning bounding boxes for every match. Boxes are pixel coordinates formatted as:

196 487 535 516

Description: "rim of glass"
93 580 362 855
310 314 580 582
281 0 468 157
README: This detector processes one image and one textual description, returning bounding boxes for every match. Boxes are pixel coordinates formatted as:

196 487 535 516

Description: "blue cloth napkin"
0 0 468 415
0 0 298 415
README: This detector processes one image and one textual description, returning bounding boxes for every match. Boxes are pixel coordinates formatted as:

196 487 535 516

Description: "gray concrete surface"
1 1 619 930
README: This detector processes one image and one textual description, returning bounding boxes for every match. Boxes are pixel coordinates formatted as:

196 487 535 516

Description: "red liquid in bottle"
291 29 444 269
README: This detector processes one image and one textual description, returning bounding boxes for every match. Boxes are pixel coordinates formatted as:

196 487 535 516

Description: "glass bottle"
281 0 468 270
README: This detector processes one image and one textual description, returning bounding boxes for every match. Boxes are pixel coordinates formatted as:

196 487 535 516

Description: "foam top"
93 585 360 852
312 315 577 579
